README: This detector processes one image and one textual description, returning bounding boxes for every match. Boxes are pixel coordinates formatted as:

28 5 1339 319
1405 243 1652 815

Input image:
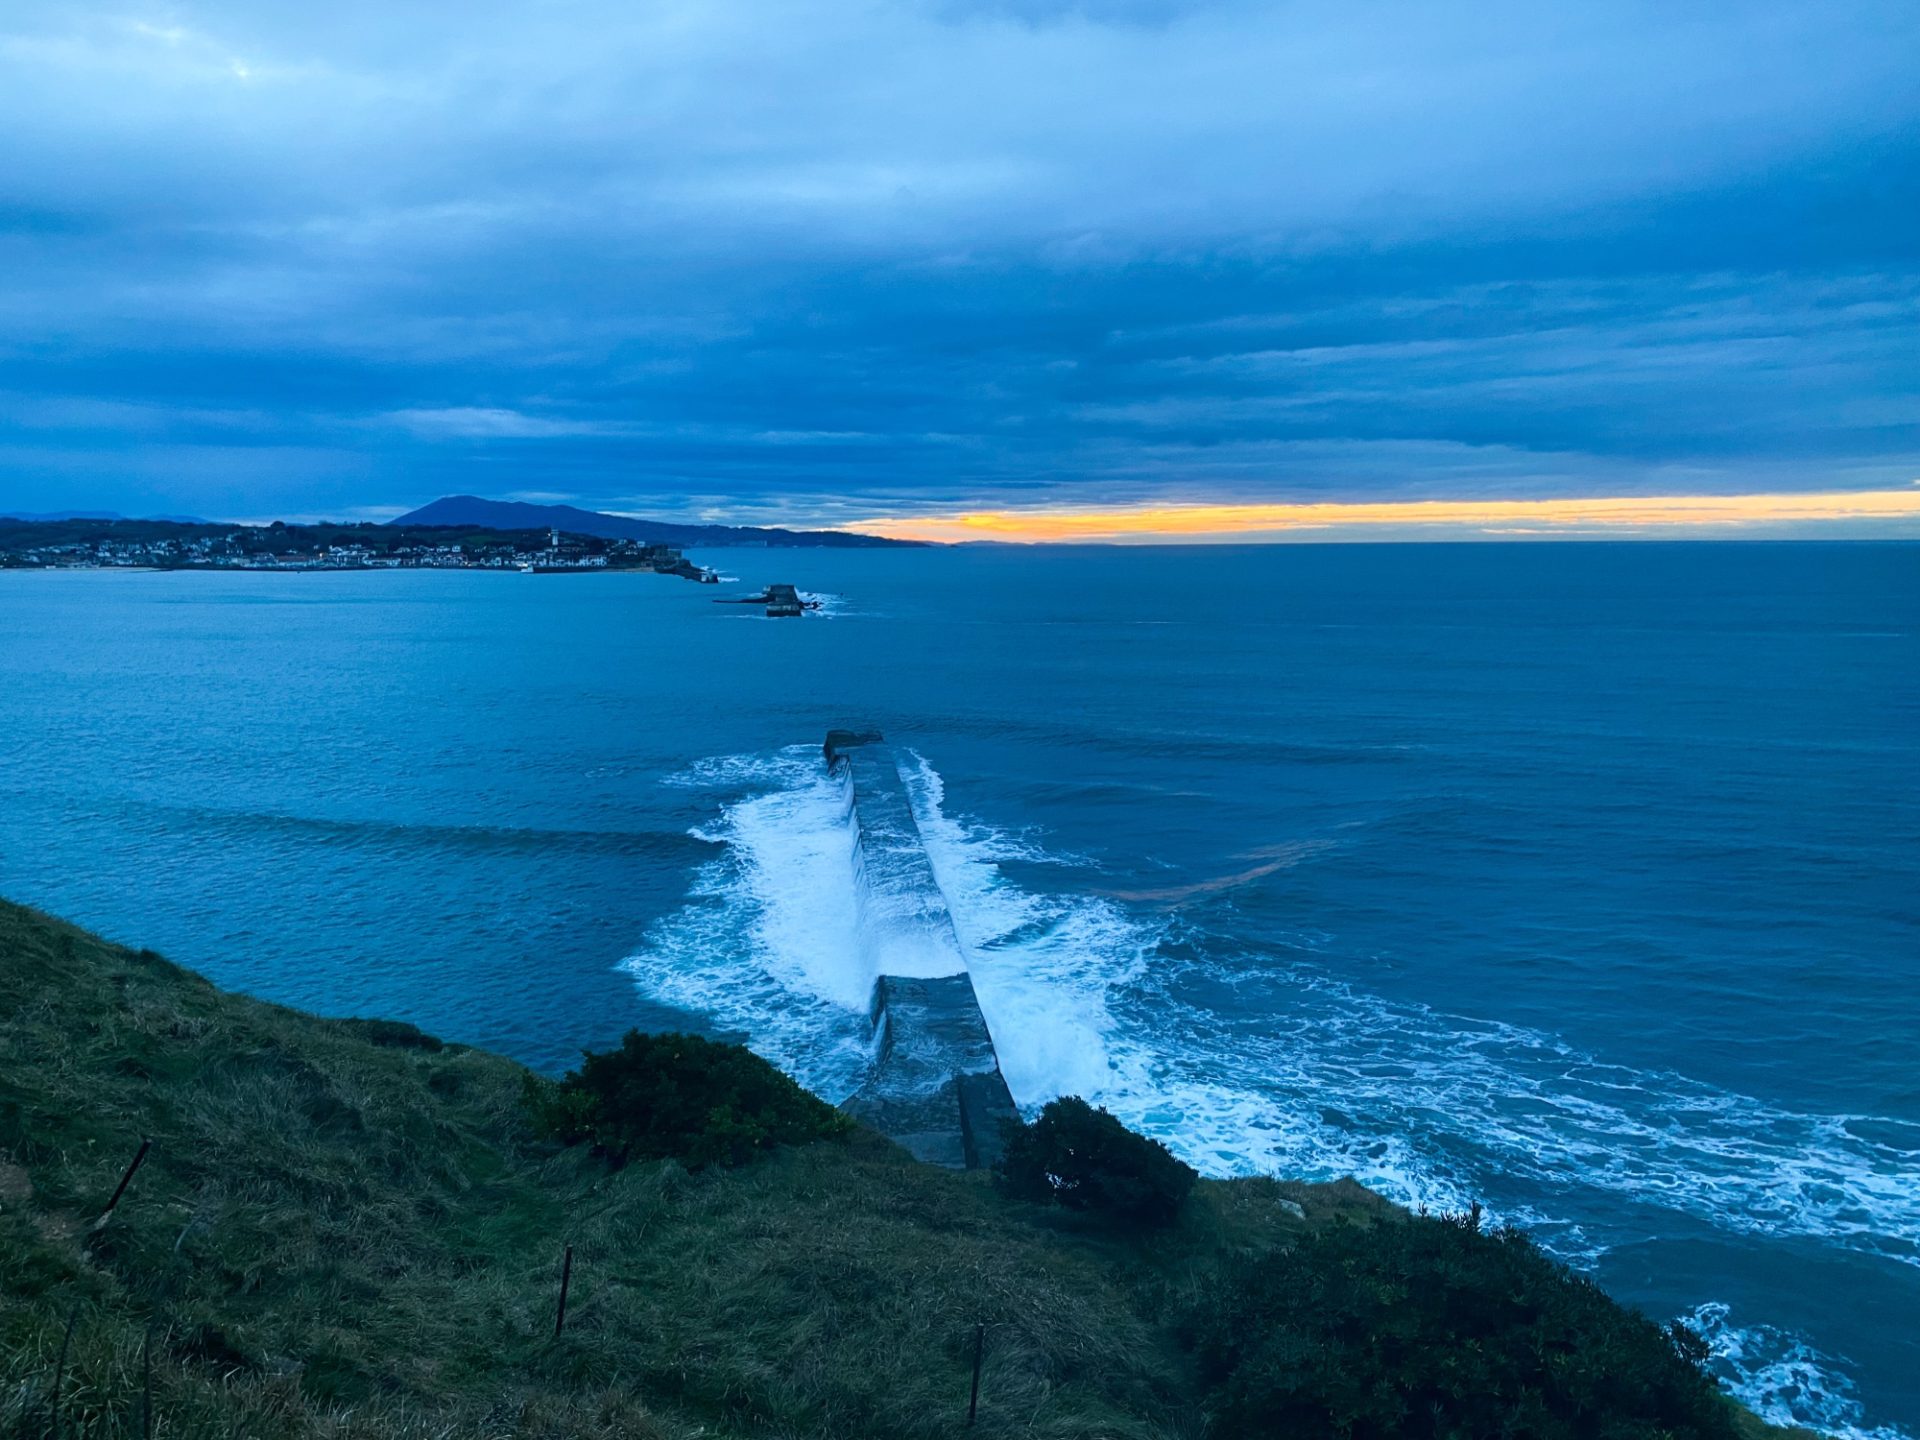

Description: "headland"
0 900 1801 1440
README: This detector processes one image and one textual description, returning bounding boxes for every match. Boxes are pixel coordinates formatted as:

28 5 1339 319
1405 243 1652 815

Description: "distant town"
0 518 718 582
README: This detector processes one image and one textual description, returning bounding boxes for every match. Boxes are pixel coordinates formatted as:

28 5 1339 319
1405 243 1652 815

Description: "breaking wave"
621 750 874 1096
1686 1303 1911 1440
625 746 1918 1262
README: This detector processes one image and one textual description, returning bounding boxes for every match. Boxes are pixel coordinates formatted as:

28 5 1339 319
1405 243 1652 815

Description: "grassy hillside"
0 900 1794 1439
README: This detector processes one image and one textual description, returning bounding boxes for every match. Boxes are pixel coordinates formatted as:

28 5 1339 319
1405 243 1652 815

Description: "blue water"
1 544 1915 1436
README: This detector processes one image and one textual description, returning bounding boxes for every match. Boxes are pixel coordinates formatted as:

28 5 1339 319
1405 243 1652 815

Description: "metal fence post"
92 1137 151 1231
967 1322 984 1426
49 1304 80 1439
554 1244 574 1338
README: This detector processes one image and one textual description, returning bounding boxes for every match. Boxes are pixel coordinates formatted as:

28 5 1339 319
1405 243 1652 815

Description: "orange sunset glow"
854 486 1920 543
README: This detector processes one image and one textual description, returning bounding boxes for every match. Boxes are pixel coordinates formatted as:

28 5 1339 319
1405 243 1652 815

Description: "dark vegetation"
996 1097 1197 1226
1192 1211 1738 1439
0 900 1797 1439
525 1030 852 1168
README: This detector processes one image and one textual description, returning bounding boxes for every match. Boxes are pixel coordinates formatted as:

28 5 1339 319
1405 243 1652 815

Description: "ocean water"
0 543 1914 1435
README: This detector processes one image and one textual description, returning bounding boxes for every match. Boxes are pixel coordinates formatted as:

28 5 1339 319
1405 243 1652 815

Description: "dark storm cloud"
0 0 1915 522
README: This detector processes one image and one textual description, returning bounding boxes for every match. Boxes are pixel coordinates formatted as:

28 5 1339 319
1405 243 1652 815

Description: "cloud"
382 407 637 440
0 0 1915 522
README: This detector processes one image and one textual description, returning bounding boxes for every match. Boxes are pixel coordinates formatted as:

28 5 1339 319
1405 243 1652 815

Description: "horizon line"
15 483 1920 544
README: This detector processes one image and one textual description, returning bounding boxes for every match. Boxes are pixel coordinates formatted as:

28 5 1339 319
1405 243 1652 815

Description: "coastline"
0 896 1808 1440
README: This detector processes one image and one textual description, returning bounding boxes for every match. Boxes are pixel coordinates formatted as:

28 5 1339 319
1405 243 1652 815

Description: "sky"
1 0 1917 540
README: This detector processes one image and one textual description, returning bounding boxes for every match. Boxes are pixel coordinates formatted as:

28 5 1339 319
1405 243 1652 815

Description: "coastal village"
0 517 842 615
0 521 718 582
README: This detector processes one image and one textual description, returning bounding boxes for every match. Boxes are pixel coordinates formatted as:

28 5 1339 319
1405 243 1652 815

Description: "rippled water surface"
1 544 1915 1434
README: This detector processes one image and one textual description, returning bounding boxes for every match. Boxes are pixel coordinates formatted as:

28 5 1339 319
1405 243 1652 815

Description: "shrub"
995 1096 1197 1226
526 1030 851 1169
337 1017 444 1051
1189 1210 1738 1440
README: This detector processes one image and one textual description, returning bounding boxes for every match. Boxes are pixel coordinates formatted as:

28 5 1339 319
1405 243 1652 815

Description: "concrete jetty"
826 729 1021 1169
713 582 814 616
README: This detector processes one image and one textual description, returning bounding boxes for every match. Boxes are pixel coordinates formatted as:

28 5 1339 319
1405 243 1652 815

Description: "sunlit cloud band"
856 487 1920 543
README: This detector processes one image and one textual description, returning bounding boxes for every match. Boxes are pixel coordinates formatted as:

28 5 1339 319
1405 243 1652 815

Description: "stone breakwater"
825 729 1020 1168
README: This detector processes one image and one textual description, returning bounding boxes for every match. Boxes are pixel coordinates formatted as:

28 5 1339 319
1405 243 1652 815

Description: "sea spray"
623 750 875 1098
898 750 1155 1106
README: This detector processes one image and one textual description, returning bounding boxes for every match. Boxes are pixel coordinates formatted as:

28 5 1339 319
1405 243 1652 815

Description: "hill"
0 900 1796 1439
0 511 208 524
391 496 920 548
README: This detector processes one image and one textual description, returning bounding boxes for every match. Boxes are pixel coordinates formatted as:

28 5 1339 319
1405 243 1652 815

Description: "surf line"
824 729 1021 1169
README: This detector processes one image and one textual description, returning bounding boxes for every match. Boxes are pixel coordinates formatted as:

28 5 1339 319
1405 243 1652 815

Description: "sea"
1 542 1914 1436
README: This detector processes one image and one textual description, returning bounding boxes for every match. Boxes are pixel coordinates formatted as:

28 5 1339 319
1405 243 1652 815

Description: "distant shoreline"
1 563 721 575
0 516 810 578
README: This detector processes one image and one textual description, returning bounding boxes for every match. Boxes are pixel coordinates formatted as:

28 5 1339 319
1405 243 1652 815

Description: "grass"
0 899 1803 1438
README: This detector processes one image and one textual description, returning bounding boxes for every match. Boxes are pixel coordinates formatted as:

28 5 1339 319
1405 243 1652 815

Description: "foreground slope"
0 900 1793 1439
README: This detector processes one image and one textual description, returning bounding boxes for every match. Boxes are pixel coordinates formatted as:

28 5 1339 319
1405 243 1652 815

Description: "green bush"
335 1017 444 1051
995 1096 1197 1226
526 1029 851 1169
1189 1210 1738 1440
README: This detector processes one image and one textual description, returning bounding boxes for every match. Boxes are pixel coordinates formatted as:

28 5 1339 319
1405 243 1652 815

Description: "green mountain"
391 496 921 548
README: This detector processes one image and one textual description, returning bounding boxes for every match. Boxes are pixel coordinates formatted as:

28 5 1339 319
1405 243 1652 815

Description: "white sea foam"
800 590 846 618
892 754 1919 1276
631 746 1920 1271
1092 966 1920 1271
621 749 873 1098
899 752 1156 1105
1685 1303 1913 1440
